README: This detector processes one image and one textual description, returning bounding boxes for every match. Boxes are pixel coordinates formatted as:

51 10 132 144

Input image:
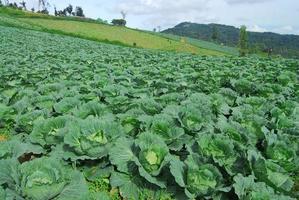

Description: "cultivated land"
0 7 229 56
157 32 240 56
0 25 298 199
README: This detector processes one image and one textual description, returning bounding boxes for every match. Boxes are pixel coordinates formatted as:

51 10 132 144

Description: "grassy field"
155 32 240 55
0 7 226 56
20 18 221 54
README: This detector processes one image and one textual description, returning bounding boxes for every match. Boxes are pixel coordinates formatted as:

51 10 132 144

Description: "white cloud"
115 0 210 15
224 0 273 5
281 25 294 31
248 24 268 32
10 0 299 35
114 0 217 28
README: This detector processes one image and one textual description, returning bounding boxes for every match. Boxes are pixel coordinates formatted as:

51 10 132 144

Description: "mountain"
163 22 299 58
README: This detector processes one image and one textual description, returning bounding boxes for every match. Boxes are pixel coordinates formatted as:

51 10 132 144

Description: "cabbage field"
0 26 299 200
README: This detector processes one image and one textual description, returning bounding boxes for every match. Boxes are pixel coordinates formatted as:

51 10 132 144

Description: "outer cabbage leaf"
216 116 251 147
170 153 231 199
130 97 162 115
53 97 81 114
184 154 226 198
266 140 299 172
109 132 170 188
0 186 5 199
0 137 44 160
210 93 231 116
148 114 185 150
15 110 48 133
109 137 135 173
110 172 139 200
248 150 294 192
30 116 70 146
197 134 237 173
178 105 213 133
0 158 20 187
32 95 56 110
233 174 295 200
117 108 146 136
72 101 111 119
0 157 89 200
64 117 123 160
0 103 15 123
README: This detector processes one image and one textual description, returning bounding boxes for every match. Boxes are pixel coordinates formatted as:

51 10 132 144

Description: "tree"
37 9 49 14
0 0 3 7
111 19 126 26
19 1 26 10
97 18 108 24
75 6 84 17
239 25 248 57
8 2 18 9
54 6 58 16
157 26 161 32
153 28 157 32
120 10 127 20
211 26 218 41
37 0 50 14
65 4 73 16
38 0 45 11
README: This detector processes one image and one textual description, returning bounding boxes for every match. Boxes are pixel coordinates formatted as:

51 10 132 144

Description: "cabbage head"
0 157 89 200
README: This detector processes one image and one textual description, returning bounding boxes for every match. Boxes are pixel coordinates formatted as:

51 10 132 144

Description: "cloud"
11 0 299 35
274 25 295 34
113 0 217 28
224 0 272 5
248 24 268 32
115 0 210 15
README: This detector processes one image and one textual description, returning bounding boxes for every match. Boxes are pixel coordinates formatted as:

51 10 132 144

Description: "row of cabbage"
0 26 298 199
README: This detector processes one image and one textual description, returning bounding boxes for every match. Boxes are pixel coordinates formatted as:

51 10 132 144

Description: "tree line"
0 0 128 26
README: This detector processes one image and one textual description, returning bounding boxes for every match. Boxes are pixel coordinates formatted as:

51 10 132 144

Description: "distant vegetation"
0 7 226 55
239 25 248 57
156 32 239 56
54 4 85 17
163 22 299 58
111 19 126 26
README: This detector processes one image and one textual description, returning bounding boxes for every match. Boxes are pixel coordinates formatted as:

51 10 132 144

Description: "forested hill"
163 22 299 58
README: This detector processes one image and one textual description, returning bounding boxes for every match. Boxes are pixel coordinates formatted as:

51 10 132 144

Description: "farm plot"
0 26 299 200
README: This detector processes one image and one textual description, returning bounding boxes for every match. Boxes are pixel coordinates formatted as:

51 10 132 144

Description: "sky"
13 0 299 35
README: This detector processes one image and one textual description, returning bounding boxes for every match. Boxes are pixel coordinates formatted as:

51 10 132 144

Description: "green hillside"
0 7 226 56
156 32 239 56
163 22 299 58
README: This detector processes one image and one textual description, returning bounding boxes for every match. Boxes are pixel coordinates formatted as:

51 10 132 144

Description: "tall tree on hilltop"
38 0 50 11
157 26 161 32
38 0 44 10
239 25 248 56
75 6 84 17
66 4 73 16
19 1 26 10
212 25 218 41
121 10 127 20
54 6 58 16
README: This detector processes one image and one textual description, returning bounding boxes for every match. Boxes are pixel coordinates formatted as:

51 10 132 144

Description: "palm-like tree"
38 0 50 11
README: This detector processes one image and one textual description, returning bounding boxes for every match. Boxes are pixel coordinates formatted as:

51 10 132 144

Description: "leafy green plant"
0 25 298 199
0 157 89 199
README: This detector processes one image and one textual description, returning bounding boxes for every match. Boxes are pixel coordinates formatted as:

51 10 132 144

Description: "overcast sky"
15 0 299 35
